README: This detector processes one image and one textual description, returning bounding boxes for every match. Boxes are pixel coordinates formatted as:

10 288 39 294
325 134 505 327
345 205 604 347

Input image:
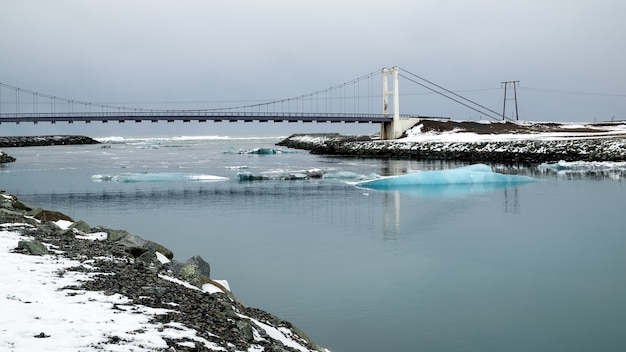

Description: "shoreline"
0 136 100 164
277 134 626 163
0 193 329 352
277 120 626 163
0 135 100 148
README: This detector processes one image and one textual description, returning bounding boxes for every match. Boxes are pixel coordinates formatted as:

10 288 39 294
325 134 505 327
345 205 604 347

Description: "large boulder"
100 228 131 242
31 209 74 222
10 199 32 211
146 240 174 260
101 228 174 260
115 233 150 257
69 220 91 233
0 152 16 164
176 256 211 289
17 240 48 255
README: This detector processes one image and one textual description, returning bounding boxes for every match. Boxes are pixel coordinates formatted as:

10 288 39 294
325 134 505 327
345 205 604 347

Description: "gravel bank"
278 135 626 163
0 135 100 164
276 120 626 163
0 135 99 148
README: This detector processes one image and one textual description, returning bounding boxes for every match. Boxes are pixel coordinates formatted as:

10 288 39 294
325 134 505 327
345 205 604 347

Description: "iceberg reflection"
92 173 228 183
368 182 522 197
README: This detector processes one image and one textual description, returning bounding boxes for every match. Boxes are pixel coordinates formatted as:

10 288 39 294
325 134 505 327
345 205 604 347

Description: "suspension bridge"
0 67 506 139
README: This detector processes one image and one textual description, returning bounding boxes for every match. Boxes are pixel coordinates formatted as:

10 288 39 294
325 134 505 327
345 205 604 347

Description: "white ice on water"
356 164 537 189
540 160 626 171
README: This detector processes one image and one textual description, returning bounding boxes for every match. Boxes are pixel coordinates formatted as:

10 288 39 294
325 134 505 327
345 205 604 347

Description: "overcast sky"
1 0 625 137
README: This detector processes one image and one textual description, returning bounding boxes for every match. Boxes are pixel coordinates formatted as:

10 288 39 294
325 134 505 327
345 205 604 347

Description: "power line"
521 87 626 98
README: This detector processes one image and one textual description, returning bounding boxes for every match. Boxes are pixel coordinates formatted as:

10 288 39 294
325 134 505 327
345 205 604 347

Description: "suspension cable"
191 69 381 113
399 67 503 120
399 74 501 120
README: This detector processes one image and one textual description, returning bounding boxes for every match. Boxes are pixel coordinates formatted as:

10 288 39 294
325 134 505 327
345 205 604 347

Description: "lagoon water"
2 136 626 352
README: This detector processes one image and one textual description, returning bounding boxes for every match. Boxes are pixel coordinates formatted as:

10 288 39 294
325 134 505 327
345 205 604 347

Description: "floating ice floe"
91 173 228 183
237 171 310 181
539 160 626 172
235 168 381 182
355 164 537 194
321 171 378 181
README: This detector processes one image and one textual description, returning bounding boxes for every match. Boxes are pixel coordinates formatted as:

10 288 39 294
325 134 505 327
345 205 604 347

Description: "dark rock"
146 240 174 260
0 135 99 148
185 255 211 278
110 231 174 260
101 228 131 242
142 286 167 298
178 261 204 288
37 222 62 235
17 240 49 255
0 152 16 164
237 320 255 342
173 256 212 289
0 208 35 224
136 249 170 271
11 200 32 211
59 229 76 240
32 209 74 222
115 233 149 257
70 220 91 233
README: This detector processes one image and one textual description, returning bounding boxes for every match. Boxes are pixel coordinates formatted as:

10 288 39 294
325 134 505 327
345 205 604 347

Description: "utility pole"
501 81 520 120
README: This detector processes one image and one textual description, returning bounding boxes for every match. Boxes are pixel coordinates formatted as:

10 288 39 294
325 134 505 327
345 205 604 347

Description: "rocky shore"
277 120 626 163
1 193 328 352
278 134 626 163
0 135 99 148
0 135 100 164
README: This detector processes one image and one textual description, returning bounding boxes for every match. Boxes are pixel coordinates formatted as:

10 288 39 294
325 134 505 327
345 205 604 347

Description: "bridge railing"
0 111 415 123
0 111 389 118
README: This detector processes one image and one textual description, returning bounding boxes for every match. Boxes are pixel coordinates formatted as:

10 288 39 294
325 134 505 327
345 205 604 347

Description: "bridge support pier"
381 117 420 140
380 66 419 140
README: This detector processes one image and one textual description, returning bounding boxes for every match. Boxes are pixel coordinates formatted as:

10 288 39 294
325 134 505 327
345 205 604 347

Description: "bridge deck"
0 112 406 124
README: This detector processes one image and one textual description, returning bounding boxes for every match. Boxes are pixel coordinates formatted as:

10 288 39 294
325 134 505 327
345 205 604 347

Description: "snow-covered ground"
286 120 626 145
401 120 626 142
0 216 329 352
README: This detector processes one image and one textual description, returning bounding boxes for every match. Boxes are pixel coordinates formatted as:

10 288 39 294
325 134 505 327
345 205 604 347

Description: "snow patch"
54 219 73 230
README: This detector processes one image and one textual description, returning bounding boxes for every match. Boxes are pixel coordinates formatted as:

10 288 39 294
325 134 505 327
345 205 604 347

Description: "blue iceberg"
355 164 537 193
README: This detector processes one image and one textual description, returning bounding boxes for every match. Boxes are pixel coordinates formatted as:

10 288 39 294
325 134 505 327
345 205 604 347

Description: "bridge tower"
380 66 418 139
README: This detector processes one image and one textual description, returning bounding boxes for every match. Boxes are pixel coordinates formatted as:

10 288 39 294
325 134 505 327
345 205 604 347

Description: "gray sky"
1 0 625 137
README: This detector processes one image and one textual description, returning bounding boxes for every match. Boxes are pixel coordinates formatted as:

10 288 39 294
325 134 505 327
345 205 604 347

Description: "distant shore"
0 135 99 164
0 135 99 148
277 120 626 163
277 134 626 163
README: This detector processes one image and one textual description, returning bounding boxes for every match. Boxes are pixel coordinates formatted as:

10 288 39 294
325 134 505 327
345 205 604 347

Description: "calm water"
2 137 626 352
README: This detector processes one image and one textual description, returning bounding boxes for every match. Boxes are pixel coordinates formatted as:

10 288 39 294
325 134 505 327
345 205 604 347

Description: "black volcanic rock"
0 135 99 148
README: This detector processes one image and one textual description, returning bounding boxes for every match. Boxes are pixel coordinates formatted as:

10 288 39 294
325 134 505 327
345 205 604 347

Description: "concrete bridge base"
381 117 421 140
